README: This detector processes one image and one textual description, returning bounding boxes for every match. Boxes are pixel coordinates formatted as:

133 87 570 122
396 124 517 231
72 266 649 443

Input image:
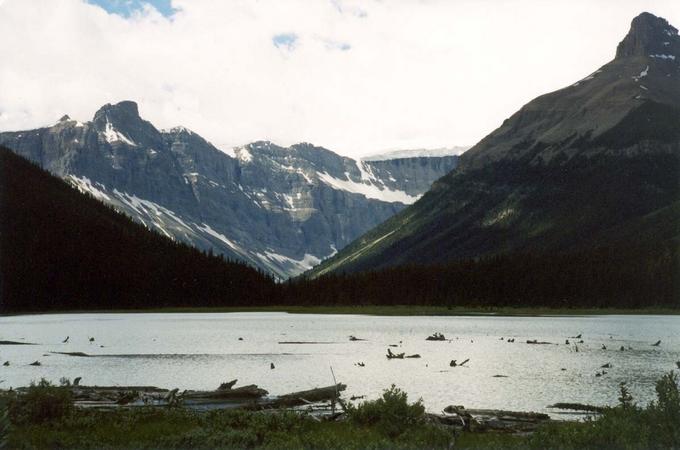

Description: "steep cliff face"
0 105 457 278
309 12 680 277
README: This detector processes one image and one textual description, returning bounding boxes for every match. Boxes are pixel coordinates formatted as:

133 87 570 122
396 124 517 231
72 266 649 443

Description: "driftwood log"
50 351 91 357
0 341 36 345
252 383 347 409
426 333 446 341
184 385 269 402
547 402 605 413
52 382 345 411
386 348 405 359
440 405 553 432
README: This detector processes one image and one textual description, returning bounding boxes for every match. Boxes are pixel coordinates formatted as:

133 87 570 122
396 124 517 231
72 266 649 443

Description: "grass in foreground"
2 374 679 449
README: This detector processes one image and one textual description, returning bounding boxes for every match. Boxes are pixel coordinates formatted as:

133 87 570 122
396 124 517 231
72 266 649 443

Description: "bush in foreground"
524 372 680 450
6 374 678 449
7 379 73 425
6 385 451 449
346 385 427 438
0 397 9 450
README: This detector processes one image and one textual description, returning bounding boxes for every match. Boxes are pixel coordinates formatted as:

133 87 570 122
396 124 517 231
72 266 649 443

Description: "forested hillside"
1 147 676 313
0 147 275 312
289 245 678 308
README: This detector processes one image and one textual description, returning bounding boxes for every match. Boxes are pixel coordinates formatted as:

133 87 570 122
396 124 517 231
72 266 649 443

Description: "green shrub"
0 397 9 450
9 379 73 425
647 371 680 449
347 385 426 438
527 371 680 450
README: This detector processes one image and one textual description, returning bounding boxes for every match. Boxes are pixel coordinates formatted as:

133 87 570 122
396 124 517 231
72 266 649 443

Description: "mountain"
0 102 457 278
309 12 680 277
362 146 469 161
0 147 275 312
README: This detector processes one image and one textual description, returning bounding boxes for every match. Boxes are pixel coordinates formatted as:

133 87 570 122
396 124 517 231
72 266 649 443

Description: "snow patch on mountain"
234 146 253 163
633 66 650 82
255 245 340 278
258 250 322 272
363 147 469 161
572 69 603 87
196 223 244 253
649 53 676 60
102 120 136 146
68 175 111 201
112 190 192 232
317 171 420 204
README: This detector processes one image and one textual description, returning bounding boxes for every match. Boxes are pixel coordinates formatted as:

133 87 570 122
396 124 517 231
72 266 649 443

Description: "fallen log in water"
18 385 173 407
55 381 343 411
184 385 269 402
386 348 405 359
440 405 553 433
460 408 550 421
50 351 91 357
547 402 606 413
426 332 446 341
256 383 347 409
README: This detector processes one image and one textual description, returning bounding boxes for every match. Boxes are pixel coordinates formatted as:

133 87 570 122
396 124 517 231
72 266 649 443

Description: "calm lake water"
0 313 678 415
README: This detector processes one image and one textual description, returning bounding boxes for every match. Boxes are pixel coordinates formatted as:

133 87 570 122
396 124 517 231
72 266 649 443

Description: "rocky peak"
59 114 71 122
90 101 162 147
616 12 679 59
92 101 141 127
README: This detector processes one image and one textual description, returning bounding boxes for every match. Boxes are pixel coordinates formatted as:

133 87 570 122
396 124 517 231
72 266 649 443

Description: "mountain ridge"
308 11 680 278
0 103 458 278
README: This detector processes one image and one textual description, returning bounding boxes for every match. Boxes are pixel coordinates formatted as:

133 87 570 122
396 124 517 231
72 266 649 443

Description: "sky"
0 0 678 158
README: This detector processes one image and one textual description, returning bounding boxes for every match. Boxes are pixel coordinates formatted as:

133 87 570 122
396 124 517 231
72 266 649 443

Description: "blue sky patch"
272 33 298 51
325 40 351 51
86 0 177 18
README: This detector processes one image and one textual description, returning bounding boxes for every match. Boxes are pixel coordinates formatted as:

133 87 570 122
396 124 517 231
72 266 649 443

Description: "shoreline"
2 305 678 318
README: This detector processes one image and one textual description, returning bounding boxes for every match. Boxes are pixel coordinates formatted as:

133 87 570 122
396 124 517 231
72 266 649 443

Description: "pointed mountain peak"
616 12 679 59
59 114 71 122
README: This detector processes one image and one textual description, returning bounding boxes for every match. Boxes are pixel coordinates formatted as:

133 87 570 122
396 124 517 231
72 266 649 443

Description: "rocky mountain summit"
0 102 457 278
310 12 680 277
460 12 680 171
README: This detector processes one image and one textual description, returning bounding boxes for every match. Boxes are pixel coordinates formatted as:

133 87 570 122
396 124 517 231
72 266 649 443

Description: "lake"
0 313 678 416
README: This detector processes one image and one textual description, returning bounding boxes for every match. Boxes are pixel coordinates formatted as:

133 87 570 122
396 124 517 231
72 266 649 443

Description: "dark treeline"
1 146 678 313
0 147 276 312
283 245 679 308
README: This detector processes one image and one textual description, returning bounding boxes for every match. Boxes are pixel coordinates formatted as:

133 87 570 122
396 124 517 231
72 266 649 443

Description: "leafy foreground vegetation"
2 384 450 449
457 372 680 450
2 374 679 449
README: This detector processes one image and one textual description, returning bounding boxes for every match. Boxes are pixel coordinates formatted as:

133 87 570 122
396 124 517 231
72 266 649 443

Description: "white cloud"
0 0 679 157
